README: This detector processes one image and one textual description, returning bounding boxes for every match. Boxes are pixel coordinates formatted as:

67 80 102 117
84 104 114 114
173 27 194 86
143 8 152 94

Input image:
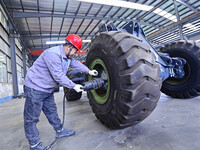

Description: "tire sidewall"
86 41 119 114
86 31 161 128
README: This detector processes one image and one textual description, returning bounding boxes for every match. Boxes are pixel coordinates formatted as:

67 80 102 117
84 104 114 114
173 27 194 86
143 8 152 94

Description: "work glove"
88 69 98 76
73 84 84 93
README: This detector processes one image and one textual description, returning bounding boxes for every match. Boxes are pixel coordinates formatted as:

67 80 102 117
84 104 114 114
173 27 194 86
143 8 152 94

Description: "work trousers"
23 85 62 146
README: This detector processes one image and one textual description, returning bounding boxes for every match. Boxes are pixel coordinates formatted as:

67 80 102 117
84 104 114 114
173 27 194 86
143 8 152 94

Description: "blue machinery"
74 21 187 91
99 21 186 82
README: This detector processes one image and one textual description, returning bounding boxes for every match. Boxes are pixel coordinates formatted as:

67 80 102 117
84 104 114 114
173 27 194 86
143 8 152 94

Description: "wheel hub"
88 58 110 104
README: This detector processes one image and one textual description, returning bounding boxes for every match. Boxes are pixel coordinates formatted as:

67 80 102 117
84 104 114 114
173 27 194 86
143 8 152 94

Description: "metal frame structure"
9 23 19 96
1 0 200 62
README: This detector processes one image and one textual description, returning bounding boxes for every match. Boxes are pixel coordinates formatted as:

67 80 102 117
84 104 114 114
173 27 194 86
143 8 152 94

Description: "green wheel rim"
89 58 110 104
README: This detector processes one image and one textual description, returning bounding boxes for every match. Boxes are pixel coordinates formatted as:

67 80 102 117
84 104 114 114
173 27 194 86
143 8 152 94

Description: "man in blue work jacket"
24 34 98 150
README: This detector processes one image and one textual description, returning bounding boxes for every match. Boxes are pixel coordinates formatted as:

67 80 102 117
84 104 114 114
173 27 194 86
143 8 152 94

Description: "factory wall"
0 5 28 102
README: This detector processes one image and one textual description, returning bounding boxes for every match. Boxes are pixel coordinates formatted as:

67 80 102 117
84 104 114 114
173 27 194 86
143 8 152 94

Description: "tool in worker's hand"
81 78 106 91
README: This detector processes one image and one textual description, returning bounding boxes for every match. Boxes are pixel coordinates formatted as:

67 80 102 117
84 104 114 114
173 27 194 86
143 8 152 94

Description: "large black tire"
64 69 82 101
160 40 200 99
85 31 162 129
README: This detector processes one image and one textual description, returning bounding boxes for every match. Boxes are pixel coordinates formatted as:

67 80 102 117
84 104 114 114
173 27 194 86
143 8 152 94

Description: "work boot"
56 128 75 138
30 142 45 150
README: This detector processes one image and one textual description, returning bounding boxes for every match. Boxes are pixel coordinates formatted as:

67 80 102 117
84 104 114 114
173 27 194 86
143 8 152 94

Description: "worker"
23 34 98 150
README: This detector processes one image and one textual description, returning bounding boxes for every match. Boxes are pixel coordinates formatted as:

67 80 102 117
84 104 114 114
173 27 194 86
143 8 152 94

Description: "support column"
173 0 184 40
22 51 27 78
9 23 19 97
28 54 33 67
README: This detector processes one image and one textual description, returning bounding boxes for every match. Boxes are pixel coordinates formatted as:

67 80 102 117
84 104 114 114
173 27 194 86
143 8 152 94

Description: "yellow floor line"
13 119 24 126
0 104 23 110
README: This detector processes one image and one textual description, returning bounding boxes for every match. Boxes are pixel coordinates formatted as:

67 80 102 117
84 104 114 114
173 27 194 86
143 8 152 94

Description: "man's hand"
73 84 84 93
89 70 98 76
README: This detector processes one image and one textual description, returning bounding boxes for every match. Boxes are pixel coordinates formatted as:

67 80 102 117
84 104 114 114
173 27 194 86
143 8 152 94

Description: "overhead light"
46 40 91 45
83 40 91 42
77 0 178 22
153 8 177 22
46 41 65 45
77 0 153 11
184 23 199 31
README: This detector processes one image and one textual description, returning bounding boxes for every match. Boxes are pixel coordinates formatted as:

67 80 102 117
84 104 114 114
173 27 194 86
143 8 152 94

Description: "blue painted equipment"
99 21 186 82
69 21 187 91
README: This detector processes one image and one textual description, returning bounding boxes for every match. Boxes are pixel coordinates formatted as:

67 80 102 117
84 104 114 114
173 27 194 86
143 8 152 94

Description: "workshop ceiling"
3 0 200 61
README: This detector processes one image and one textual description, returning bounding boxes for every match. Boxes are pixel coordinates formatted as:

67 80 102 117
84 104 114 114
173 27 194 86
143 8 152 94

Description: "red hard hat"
65 34 82 51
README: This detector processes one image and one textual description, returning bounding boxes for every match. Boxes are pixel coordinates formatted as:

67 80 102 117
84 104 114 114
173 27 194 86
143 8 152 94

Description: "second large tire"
64 69 82 101
160 40 200 99
86 31 162 129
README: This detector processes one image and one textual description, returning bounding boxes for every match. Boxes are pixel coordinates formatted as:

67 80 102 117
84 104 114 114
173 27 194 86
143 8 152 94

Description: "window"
0 10 8 31
17 64 23 84
0 51 7 83
15 39 22 50
0 11 5 27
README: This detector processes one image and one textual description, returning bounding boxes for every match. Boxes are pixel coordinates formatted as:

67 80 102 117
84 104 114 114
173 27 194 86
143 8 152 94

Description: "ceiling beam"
176 0 198 12
138 0 168 20
0 0 27 50
7 6 81 14
28 45 51 50
187 30 200 40
147 11 200 38
173 0 184 39
21 31 93 35
22 34 94 40
28 44 89 51
12 11 159 27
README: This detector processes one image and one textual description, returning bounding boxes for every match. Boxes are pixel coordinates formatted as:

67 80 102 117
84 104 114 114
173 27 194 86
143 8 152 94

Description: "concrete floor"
0 89 200 150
